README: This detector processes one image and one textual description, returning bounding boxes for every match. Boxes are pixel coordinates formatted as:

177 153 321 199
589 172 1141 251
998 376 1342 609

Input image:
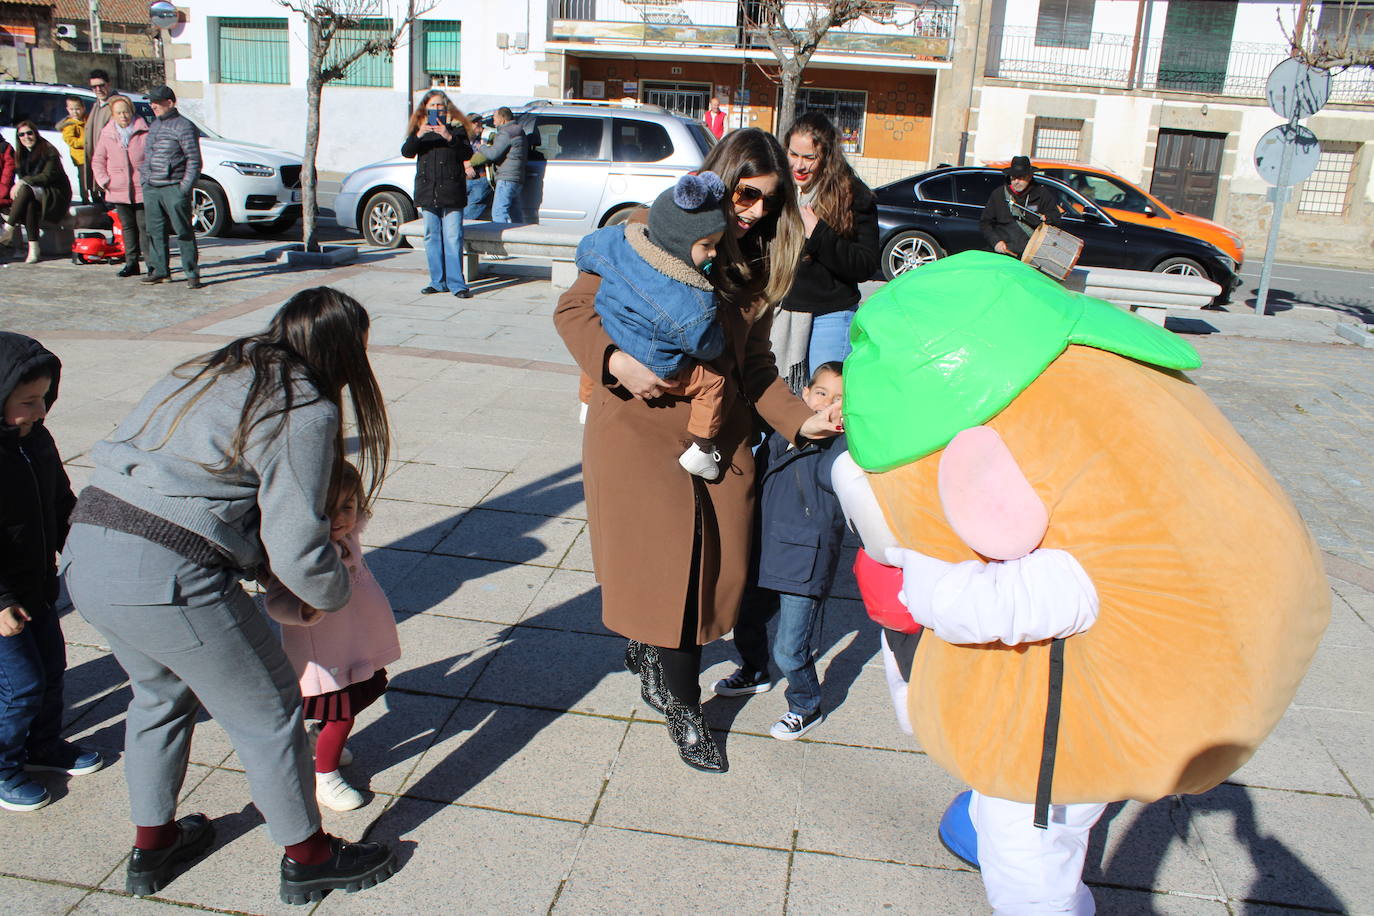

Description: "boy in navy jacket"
0 333 103 812
714 362 847 739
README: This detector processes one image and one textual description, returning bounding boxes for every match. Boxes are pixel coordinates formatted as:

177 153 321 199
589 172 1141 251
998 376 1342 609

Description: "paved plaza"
1 235 1371 914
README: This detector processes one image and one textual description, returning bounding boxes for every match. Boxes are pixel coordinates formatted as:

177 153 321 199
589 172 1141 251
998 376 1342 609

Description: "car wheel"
601 206 638 227
362 191 415 248
191 180 231 237
881 230 945 280
250 212 300 235
1153 256 1206 278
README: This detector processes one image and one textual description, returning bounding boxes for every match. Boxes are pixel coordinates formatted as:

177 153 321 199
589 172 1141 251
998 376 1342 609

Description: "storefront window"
794 88 866 155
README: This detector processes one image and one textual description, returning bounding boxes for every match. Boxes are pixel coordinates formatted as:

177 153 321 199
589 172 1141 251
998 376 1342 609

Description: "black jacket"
751 431 848 599
782 178 880 316
980 181 1061 257
15 140 73 223
0 333 75 615
402 125 473 211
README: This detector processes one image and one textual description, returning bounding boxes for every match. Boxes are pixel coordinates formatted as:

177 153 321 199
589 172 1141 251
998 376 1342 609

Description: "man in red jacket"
703 97 726 139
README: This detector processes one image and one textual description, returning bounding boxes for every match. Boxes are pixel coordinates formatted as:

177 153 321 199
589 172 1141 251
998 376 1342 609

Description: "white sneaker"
678 443 722 481
315 770 365 811
770 710 824 741
305 721 353 767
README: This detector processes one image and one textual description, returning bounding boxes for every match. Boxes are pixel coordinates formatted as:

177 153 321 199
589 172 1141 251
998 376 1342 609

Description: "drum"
1021 224 1084 280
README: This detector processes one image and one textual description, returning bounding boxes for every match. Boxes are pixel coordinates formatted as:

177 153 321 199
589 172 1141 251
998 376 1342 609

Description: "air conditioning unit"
56 24 78 39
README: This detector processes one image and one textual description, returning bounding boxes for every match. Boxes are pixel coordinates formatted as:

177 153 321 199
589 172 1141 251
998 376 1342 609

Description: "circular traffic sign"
1254 124 1321 186
1266 59 1331 120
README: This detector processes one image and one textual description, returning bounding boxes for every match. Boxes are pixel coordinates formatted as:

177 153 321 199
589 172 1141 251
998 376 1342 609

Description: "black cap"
1006 156 1034 179
148 85 176 103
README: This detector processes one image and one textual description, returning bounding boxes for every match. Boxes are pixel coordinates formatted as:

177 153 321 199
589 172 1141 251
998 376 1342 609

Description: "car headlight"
220 161 276 177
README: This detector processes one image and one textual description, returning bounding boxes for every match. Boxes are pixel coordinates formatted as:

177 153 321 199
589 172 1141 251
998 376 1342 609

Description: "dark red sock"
284 830 332 865
134 821 179 850
314 717 354 773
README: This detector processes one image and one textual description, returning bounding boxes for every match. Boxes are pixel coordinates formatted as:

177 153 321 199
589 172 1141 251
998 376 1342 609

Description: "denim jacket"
576 223 723 380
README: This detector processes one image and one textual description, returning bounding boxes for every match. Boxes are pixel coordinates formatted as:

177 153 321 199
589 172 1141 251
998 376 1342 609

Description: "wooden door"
1150 130 1225 219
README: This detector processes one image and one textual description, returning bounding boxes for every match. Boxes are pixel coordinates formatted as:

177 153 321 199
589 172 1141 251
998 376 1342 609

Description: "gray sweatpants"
62 524 319 845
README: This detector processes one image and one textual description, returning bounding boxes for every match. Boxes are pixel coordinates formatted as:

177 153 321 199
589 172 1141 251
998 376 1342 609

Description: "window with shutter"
329 18 394 88
215 18 290 85
1034 0 1094 51
1157 0 1237 94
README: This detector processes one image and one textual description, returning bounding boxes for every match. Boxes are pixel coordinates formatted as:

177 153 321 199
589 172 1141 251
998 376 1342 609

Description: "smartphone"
426 109 441 126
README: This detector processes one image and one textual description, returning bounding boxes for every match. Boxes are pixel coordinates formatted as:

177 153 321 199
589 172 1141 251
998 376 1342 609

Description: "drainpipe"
1127 0 1146 90
88 0 103 53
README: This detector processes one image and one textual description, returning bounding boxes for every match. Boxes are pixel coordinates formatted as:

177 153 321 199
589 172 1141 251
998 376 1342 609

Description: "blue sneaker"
938 790 980 868
25 741 105 776
0 774 51 812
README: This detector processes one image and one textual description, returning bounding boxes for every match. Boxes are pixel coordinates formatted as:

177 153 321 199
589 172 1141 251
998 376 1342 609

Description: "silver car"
335 100 715 247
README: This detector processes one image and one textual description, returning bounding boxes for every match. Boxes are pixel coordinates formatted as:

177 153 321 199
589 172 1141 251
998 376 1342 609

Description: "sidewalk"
1 239 1371 914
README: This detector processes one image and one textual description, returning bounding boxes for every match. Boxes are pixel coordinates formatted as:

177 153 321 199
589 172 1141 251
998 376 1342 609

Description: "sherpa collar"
624 222 714 292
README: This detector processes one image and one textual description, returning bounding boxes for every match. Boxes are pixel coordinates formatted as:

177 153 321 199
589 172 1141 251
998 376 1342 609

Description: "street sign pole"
1255 127 1296 316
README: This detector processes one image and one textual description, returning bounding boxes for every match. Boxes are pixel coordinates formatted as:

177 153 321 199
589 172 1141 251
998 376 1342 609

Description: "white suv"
335 100 716 247
1 81 304 237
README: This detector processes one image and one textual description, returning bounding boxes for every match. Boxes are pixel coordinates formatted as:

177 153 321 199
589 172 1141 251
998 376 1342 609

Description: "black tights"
7 183 42 239
652 484 704 706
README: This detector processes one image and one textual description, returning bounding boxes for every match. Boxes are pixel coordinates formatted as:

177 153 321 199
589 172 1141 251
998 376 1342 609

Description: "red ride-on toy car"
71 206 126 264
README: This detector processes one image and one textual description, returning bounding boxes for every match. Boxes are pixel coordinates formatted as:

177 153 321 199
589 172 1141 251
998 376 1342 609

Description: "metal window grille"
1032 118 1083 159
795 88 867 155
549 0 596 20
218 18 290 85
423 20 461 76
1298 141 1360 215
330 18 394 88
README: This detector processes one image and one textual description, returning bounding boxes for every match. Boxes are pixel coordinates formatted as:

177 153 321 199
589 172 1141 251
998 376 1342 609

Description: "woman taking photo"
555 128 841 773
62 288 397 903
0 121 72 264
91 95 150 277
776 112 879 387
402 90 475 298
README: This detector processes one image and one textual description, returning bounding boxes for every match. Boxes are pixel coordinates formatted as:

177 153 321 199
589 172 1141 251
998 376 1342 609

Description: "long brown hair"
785 111 871 238
155 287 390 510
701 128 805 311
406 90 474 138
14 120 60 170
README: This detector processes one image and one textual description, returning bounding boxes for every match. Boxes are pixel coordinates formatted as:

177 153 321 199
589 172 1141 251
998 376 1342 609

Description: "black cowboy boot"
625 640 669 714
664 700 726 773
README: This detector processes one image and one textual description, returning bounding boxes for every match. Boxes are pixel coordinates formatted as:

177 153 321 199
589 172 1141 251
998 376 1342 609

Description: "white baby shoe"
678 443 722 481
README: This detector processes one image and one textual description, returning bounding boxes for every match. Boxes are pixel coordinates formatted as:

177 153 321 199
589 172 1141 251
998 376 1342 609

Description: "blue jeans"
492 180 524 224
422 206 468 293
808 308 855 377
732 586 822 717
0 606 66 782
464 177 492 220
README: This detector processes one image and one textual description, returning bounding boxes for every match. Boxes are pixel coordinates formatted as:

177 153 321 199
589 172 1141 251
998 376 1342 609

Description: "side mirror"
1143 205 1156 217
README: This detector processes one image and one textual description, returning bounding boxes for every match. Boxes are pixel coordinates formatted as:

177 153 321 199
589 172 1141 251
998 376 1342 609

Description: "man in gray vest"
141 85 202 289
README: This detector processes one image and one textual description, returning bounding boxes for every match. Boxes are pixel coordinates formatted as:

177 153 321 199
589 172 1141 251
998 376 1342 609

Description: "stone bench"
1066 266 1222 326
400 219 585 289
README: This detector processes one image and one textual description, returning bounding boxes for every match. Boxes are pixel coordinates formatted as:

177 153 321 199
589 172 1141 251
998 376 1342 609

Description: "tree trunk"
302 19 326 253
775 55 807 138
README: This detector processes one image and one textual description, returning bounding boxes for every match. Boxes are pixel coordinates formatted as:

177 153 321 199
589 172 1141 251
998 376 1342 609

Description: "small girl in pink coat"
266 461 400 812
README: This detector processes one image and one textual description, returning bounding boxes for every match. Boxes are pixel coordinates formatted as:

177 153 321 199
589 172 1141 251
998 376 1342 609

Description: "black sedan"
874 167 1240 298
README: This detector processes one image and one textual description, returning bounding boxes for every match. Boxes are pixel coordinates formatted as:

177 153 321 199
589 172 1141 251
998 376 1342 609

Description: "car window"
612 118 673 163
1046 169 1152 213
1038 180 1098 220
0 90 13 126
953 172 1005 206
12 90 70 130
685 121 715 157
915 175 953 203
530 115 603 161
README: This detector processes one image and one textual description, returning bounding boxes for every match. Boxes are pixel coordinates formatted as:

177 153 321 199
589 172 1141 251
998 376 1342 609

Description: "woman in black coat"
775 112 880 391
401 91 475 298
1 121 72 263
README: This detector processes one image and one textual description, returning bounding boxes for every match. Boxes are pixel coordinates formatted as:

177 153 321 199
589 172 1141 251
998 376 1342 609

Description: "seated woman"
0 121 73 264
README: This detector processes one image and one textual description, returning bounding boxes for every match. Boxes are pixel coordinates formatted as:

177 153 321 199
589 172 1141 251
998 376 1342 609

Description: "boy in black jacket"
714 362 848 740
0 333 103 812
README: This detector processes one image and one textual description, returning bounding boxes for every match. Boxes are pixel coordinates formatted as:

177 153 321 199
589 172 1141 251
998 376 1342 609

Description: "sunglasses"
17 131 35 137
732 184 783 212
90 82 108 89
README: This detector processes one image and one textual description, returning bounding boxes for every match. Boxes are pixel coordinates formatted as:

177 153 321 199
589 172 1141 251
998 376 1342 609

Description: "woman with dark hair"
62 288 397 903
402 90 475 297
777 112 880 387
555 128 841 772
0 121 72 263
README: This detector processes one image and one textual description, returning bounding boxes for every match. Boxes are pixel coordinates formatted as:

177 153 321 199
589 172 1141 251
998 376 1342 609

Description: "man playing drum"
981 155 1062 258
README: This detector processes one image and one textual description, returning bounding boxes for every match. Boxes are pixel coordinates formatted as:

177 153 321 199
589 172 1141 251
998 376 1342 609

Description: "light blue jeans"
422 206 468 294
732 586 822 717
492 180 524 224
808 308 855 377
464 177 492 220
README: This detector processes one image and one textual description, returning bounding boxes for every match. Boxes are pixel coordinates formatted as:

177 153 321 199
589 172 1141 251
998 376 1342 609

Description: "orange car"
985 159 1244 267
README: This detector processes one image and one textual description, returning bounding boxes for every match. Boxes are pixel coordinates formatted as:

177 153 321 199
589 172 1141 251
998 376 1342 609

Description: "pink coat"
91 117 148 204
266 528 401 698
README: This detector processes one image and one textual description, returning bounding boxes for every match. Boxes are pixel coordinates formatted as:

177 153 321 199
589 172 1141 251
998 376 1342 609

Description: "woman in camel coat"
554 129 841 772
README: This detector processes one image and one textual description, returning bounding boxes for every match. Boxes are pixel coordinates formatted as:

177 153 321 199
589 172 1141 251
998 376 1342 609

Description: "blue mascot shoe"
938 790 980 869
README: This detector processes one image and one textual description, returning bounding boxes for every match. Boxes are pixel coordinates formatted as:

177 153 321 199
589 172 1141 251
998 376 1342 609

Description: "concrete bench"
400 219 585 289
1067 266 1221 326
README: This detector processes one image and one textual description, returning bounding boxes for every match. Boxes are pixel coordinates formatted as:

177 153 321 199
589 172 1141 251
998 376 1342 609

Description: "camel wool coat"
555 230 815 648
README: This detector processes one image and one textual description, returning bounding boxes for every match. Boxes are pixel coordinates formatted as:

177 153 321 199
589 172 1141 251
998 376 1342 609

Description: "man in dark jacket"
466 107 527 224
0 333 103 812
981 155 1061 258
141 85 202 288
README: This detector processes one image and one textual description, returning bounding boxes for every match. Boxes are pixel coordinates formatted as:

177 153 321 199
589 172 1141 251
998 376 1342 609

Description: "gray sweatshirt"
85 365 350 611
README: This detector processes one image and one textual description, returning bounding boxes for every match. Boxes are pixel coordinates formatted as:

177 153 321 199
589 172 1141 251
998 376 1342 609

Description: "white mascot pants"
969 792 1106 915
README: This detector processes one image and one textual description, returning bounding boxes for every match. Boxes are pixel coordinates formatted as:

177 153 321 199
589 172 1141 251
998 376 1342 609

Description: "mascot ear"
939 426 1048 560
832 450 900 563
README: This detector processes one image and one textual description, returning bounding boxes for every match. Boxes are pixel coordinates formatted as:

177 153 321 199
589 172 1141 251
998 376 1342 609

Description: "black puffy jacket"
782 177 880 316
402 125 473 211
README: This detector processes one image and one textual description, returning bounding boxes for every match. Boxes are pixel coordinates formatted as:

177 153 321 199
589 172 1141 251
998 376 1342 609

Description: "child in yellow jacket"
57 97 87 203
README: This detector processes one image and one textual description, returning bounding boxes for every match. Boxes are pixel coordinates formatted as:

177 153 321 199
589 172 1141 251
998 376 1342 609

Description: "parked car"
335 99 716 247
0 81 303 237
985 158 1245 267
874 167 1241 299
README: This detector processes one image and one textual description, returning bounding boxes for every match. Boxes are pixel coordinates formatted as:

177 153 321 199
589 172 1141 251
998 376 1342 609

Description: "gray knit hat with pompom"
648 171 728 273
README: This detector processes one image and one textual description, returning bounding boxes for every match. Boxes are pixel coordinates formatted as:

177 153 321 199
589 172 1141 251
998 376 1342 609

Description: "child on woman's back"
265 461 399 812
575 171 731 480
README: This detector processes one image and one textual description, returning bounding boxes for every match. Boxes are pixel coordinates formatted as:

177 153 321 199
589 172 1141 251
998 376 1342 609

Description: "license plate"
291 190 302 203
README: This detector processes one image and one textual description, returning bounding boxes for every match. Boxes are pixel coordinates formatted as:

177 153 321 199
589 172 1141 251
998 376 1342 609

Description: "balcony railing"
987 25 1374 104
547 0 957 62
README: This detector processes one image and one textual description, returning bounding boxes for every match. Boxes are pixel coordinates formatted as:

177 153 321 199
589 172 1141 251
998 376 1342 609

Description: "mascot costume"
833 251 1329 914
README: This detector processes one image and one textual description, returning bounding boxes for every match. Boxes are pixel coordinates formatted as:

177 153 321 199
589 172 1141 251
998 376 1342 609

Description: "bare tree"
277 0 435 252
745 0 928 136
1282 0 1374 70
